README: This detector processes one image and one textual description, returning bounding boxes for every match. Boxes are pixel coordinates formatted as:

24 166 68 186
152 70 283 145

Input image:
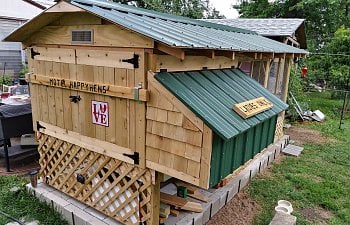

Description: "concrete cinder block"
102 217 123 225
66 204 95 225
67 197 88 210
51 190 72 201
44 191 71 208
85 207 107 221
201 203 211 224
86 218 108 225
227 181 239 202
210 197 220 218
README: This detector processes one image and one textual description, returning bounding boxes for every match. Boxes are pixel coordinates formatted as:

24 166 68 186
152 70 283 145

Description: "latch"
123 152 140 165
69 95 81 103
134 82 142 101
122 54 139 68
31 48 40 59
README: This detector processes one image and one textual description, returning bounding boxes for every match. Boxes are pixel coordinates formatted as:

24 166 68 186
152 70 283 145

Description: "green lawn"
250 92 350 225
0 176 68 225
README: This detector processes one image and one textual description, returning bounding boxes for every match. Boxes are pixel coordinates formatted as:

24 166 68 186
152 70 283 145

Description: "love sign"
92 100 109 127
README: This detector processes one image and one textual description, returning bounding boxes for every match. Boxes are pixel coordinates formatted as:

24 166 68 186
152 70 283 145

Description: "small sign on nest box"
233 97 273 119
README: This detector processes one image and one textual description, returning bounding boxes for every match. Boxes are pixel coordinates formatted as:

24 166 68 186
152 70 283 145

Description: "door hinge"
123 152 139 165
31 48 40 59
36 121 46 131
122 54 139 68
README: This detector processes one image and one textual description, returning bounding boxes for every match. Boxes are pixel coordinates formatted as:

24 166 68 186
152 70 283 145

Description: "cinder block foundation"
26 135 289 225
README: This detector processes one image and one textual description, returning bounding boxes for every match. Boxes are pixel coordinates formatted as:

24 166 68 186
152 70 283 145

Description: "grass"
250 91 350 225
0 176 68 225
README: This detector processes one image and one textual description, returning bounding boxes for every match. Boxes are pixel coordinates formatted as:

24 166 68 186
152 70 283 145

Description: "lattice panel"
274 114 284 141
37 132 154 225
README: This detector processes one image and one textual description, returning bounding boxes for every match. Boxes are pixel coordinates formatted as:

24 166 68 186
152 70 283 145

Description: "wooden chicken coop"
5 0 307 224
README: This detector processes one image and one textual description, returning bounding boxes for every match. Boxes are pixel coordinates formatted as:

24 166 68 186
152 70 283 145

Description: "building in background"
0 0 54 80
206 18 307 99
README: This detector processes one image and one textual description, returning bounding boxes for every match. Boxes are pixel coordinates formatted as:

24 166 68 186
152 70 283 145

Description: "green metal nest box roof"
155 68 288 141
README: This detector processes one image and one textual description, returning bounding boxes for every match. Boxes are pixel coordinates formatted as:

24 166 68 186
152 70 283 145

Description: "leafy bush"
0 75 12 86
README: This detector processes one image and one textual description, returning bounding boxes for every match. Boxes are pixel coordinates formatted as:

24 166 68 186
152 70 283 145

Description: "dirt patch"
284 126 327 146
206 191 261 225
300 207 333 225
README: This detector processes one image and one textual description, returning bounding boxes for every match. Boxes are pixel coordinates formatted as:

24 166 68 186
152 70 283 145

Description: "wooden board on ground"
160 192 202 213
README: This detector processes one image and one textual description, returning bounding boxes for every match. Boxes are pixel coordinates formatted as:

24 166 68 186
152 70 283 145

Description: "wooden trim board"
38 121 136 165
30 74 149 101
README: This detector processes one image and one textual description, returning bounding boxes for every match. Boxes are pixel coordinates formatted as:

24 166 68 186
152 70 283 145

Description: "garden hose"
0 209 26 225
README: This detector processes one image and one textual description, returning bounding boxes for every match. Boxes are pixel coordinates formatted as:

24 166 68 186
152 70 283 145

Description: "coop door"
28 47 147 167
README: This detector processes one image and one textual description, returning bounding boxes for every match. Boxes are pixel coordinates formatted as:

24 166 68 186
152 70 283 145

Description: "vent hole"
71 30 93 44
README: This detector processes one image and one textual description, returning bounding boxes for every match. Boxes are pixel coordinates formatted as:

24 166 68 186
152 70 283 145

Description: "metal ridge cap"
71 0 257 34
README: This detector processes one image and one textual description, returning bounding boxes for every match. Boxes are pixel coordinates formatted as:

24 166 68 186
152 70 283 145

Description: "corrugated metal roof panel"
70 0 307 54
206 18 305 37
155 68 288 141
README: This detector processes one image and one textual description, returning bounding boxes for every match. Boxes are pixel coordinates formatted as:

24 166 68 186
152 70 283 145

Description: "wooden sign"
233 97 273 119
29 74 148 101
92 100 109 127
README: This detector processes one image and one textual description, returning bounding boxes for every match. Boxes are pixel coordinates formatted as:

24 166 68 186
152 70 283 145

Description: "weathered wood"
29 74 149 101
159 203 170 218
160 193 202 213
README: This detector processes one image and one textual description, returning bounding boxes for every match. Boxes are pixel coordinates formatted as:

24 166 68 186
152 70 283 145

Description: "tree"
236 0 350 49
111 0 225 19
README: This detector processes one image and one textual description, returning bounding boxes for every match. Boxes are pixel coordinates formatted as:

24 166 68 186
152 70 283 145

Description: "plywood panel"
26 25 154 48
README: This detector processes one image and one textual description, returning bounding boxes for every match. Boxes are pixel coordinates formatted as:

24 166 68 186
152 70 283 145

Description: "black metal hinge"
123 152 140 165
31 48 40 59
122 54 139 69
36 121 46 130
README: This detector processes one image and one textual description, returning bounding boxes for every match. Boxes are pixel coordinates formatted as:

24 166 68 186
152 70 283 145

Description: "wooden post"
274 54 286 96
150 171 160 225
263 60 271 88
281 58 292 102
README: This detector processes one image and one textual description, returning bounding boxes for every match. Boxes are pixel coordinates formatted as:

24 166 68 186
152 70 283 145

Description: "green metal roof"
155 68 288 141
69 0 306 54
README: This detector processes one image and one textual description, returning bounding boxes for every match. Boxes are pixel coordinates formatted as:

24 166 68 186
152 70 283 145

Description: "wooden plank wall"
145 82 203 186
29 48 147 167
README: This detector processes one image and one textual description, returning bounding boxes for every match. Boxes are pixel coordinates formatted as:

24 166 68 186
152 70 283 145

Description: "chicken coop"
5 0 307 224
